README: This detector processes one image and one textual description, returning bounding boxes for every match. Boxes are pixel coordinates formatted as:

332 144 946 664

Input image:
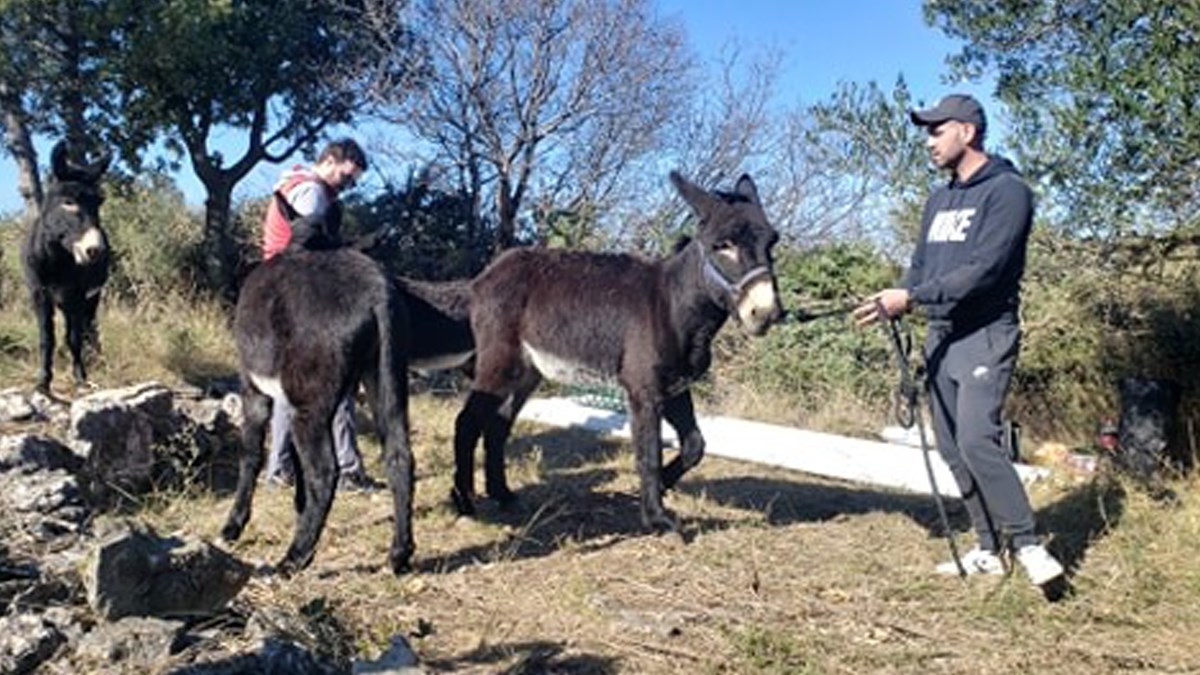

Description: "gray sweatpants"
925 314 1038 551
265 394 362 480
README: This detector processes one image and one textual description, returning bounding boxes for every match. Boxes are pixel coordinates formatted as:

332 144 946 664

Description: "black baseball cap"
910 94 987 133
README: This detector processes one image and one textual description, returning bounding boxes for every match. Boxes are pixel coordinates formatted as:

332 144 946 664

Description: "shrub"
101 173 206 299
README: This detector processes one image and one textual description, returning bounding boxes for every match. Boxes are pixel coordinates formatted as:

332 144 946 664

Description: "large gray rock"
75 616 184 667
69 382 181 505
0 434 88 539
0 434 83 474
0 388 37 423
0 613 66 674
83 519 251 621
165 638 344 675
0 388 71 427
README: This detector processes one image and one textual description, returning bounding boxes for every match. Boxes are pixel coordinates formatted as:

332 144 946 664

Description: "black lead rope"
874 299 967 579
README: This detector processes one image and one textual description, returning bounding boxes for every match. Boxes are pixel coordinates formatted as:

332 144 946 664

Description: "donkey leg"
279 409 339 575
221 385 272 542
31 289 55 394
82 290 102 356
483 371 541 506
452 391 504 515
628 394 678 534
661 390 705 490
376 375 415 575
64 303 88 388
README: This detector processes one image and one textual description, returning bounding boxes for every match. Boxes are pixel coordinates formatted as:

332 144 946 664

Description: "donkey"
452 171 783 533
220 197 415 575
21 141 112 394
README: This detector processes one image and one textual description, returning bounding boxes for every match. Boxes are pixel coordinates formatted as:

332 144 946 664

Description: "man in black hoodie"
854 94 1064 587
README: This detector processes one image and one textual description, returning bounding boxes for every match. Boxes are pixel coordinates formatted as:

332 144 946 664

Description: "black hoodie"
902 156 1033 326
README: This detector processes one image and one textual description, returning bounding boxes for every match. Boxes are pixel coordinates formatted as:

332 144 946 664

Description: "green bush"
711 242 901 430
101 174 206 299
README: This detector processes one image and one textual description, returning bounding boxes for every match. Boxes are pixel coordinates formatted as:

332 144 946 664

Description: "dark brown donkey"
452 171 784 533
21 141 112 394
220 197 415 575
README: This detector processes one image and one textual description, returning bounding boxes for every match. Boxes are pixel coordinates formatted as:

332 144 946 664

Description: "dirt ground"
136 394 1199 674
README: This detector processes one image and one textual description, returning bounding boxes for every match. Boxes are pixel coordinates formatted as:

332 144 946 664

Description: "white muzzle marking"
72 227 104 265
737 276 779 328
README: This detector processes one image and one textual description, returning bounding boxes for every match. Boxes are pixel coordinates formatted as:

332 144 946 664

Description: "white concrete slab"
516 397 1050 498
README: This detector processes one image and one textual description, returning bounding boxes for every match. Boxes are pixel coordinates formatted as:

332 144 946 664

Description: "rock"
0 434 89 539
68 382 177 505
83 520 251 621
0 434 83 474
75 616 184 666
352 634 424 674
0 613 66 674
163 638 343 675
0 388 37 423
220 393 243 429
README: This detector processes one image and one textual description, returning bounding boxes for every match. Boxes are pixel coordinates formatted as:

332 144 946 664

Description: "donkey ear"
670 171 717 217
273 191 300 223
734 174 760 205
50 142 71 181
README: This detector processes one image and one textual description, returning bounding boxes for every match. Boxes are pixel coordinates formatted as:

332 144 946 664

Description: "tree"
387 0 690 253
788 78 934 249
0 0 119 219
925 0 1200 238
106 0 412 297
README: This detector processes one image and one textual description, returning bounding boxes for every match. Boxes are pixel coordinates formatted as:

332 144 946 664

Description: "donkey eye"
713 239 736 252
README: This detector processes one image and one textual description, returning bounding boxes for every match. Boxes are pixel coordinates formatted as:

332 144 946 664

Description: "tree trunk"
203 182 238 302
54 0 89 153
0 82 42 220
495 176 517 251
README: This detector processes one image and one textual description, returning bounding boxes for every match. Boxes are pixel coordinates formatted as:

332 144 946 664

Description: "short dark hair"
318 138 368 172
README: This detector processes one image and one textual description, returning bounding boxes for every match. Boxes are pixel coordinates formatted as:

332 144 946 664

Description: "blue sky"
0 1 994 215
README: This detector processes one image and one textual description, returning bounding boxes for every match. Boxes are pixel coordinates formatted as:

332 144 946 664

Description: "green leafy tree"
804 78 936 249
0 0 120 219
105 0 412 298
925 0 1200 237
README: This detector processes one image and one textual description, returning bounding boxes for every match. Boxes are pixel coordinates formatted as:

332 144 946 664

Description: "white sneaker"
936 547 1005 576
1015 544 1065 586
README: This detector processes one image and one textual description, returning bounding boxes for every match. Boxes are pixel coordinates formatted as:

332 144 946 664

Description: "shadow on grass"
422 425 982 574
1035 474 1127 576
679 474 972 537
425 639 619 674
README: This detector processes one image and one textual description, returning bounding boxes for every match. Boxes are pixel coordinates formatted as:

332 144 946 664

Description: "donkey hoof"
219 521 244 543
389 547 414 576
642 510 680 536
276 556 306 579
488 486 519 509
450 488 476 517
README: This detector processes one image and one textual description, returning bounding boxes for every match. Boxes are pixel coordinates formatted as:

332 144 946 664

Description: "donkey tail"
397 276 472 322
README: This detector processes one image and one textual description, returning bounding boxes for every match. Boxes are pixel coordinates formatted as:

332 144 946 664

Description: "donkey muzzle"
72 227 105 265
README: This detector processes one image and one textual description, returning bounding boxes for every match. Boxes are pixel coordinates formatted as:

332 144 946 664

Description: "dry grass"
0 291 236 394
129 393 1200 675
3 294 1198 673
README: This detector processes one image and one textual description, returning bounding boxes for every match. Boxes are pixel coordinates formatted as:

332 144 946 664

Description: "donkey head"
43 141 112 266
671 171 783 336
